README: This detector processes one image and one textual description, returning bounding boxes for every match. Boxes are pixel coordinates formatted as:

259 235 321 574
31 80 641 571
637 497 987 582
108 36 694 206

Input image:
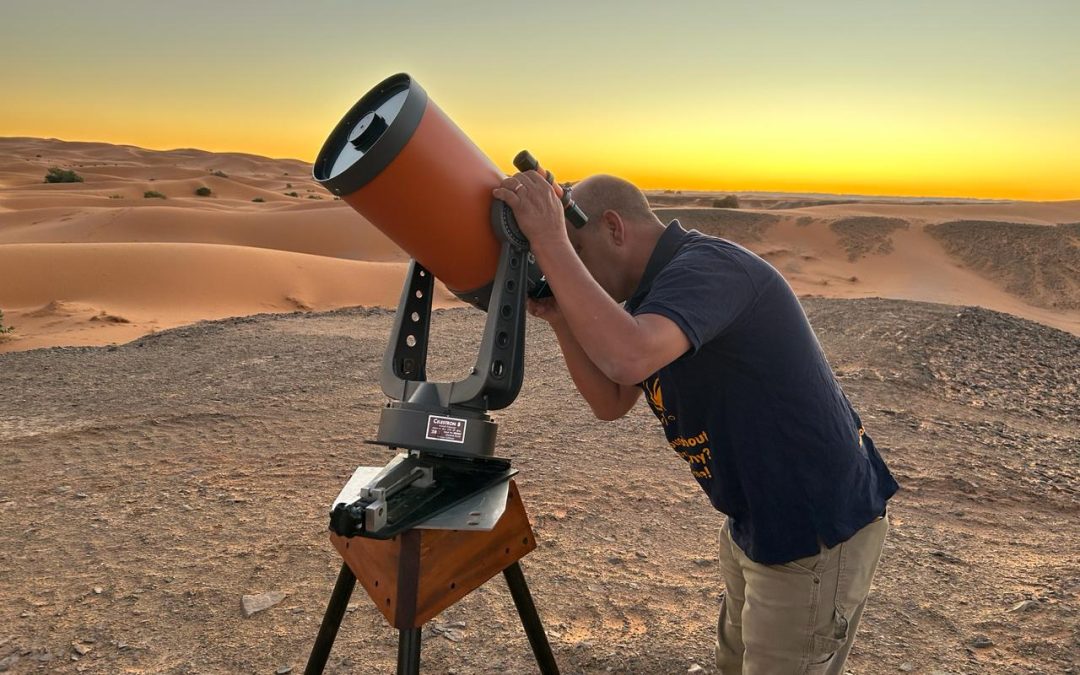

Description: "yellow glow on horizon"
2 2 1078 202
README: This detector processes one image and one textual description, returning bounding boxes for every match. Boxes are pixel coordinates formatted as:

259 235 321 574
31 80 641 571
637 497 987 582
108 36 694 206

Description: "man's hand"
492 171 567 249
527 296 563 326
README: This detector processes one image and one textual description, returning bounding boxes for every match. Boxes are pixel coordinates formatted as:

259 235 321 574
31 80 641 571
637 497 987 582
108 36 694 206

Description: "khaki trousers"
715 515 889 674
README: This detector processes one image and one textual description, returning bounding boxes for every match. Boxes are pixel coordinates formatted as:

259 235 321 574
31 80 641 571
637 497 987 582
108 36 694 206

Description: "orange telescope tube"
313 74 504 297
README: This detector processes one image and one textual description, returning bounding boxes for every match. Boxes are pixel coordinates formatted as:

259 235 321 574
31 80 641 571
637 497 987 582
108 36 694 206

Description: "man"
493 172 899 674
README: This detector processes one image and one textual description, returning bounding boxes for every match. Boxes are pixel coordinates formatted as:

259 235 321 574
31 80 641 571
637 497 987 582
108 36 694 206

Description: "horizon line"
3 135 1077 205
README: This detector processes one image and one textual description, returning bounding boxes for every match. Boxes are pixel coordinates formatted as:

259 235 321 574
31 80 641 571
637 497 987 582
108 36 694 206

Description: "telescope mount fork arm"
379 240 529 412
380 260 433 402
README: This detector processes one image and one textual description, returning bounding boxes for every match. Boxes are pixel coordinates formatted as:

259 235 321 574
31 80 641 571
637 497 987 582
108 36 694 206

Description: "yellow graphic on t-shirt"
643 376 676 426
670 431 712 479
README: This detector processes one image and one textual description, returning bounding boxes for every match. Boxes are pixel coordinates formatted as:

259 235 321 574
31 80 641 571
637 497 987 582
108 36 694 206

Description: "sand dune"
656 208 1080 335
1 137 1078 352
0 204 403 260
0 242 457 351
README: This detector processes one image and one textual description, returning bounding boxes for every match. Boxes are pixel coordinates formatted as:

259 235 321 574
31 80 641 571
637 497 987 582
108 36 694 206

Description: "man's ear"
604 209 626 245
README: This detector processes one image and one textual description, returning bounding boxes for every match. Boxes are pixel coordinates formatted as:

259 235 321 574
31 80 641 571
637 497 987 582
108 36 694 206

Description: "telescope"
312 73 585 537
304 73 573 674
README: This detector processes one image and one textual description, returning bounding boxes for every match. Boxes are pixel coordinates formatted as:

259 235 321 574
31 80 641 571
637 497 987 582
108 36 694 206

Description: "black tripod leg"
397 627 422 675
304 562 357 675
503 562 559 675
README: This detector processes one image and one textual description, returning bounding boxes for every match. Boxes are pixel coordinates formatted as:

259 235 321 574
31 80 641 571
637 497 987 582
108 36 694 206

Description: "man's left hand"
492 171 567 249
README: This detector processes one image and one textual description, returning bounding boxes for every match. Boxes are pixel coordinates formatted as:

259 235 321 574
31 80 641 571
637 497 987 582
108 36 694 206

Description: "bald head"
561 174 666 303
571 174 661 230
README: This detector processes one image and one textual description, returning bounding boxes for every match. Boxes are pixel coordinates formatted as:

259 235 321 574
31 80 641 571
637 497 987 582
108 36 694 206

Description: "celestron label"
425 415 467 444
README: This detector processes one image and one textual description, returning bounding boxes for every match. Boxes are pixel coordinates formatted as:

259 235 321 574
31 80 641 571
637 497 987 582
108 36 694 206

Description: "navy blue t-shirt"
626 221 898 564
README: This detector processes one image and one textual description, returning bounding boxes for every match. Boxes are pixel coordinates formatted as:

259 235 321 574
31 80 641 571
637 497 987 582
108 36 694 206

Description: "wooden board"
331 479 536 628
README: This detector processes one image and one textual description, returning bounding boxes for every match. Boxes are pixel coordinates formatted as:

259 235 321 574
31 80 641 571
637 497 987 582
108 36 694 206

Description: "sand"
1 137 1078 354
1 138 1078 672
1 301 1076 672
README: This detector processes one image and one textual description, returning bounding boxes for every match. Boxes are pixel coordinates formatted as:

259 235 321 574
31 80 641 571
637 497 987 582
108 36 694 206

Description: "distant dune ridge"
1 136 1078 352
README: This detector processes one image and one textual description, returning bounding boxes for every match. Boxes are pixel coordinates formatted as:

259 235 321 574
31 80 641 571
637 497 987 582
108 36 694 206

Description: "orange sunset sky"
2 0 1078 200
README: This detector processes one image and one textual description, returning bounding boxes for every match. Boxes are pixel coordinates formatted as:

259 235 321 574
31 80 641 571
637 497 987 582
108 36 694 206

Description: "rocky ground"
0 298 1077 674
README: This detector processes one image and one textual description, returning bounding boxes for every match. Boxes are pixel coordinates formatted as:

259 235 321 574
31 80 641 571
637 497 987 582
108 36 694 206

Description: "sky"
1 0 1078 200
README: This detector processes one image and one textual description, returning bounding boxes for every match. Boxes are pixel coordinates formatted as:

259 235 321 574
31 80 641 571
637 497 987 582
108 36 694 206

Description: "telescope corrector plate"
328 88 408 179
313 73 428 195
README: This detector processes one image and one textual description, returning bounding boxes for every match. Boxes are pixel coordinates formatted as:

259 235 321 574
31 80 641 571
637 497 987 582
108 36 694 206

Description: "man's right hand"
527 296 563 326
527 294 641 420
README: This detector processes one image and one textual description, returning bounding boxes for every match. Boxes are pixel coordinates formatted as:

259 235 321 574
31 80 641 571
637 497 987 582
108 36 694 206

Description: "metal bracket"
379 235 529 414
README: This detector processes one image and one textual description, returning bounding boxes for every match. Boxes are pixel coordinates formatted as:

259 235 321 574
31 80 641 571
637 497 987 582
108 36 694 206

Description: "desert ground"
0 138 1077 674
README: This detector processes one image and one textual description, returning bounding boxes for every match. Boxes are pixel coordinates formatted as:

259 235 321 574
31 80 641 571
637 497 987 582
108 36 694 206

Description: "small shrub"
711 195 740 209
195 186 212 197
0 309 13 335
285 191 299 197
108 194 124 199
144 190 167 199
307 195 323 200
210 170 228 178
285 183 292 189
252 197 265 203
44 167 83 183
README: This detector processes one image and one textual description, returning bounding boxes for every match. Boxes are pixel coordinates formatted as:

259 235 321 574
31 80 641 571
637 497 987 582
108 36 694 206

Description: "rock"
426 621 467 642
0 655 19 672
442 628 464 643
899 664 914 672
241 591 286 617
929 550 963 564
1007 599 1040 613
275 666 293 674
969 635 994 648
688 664 705 674
72 643 91 656
92 586 103 594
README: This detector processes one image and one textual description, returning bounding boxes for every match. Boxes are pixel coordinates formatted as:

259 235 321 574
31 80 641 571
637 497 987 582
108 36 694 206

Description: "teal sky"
2 0 1078 199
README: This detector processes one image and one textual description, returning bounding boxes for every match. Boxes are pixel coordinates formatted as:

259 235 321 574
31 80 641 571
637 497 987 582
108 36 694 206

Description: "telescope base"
304 480 559 674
